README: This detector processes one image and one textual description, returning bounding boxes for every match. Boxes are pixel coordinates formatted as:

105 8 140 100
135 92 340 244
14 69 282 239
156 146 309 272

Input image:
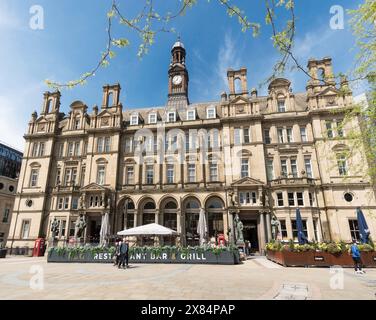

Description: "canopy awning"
117 223 178 236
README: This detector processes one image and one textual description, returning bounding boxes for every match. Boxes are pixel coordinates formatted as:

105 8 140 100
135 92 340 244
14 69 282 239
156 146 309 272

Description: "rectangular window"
57 197 64 210
64 197 70 210
241 159 249 178
3 208 10 223
207 107 216 119
290 159 298 178
337 120 344 137
337 155 348 176
212 130 219 149
266 159 274 181
125 137 133 153
286 128 293 143
309 193 314 206
288 192 295 206
72 197 79 210
58 143 64 158
168 112 176 123
83 142 88 155
300 127 307 142
64 169 72 186
234 128 241 145
32 143 38 157
104 137 111 153
80 167 86 186
149 113 157 124
305 157 313 178
209 162 218 182
97 165 106 185
185 132 190 151
71 168 78 185
297 192 304 206
280 220 288 239
243 128 250 144
187 110 195 121
281 159 288 177
30 169 39 187
21 220 31 239
167 164 174 184
326 121 333 138
146 165 154 184
188 164 196 183
60 220 66 237
126 166 134 184
349 219 360 241
74 142 80 156
239 192 257 205
277 193 284 207
130 115 138 125
278 100 286 112
292 219 308 240
38 142 45 157
67 142 74 156
56 168 61 185
264 129 271 144
277 128 284 143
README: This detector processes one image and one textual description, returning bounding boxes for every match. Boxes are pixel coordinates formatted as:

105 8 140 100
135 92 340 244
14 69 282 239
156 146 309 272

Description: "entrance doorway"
243 220 259 253
88 216 101 244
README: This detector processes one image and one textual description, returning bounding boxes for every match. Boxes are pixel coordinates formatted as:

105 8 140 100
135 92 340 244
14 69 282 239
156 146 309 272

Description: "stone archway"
183 196 201 246
205 196 225 239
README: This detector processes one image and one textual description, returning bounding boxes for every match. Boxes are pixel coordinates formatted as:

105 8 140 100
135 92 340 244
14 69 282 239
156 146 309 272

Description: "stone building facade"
0 142 22 245
6 41 376 253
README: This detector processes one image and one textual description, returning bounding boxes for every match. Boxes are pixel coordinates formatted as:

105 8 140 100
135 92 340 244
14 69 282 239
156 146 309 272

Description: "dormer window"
187 110 196 121
167 112 176 123
148 113 157 124
278 100 286 113
207 107 216 119
130 114 139 126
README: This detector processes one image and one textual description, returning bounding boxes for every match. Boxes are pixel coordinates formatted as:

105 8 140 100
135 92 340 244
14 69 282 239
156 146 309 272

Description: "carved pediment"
81 183 109 192
230 96 250 105
232 177 265 187
316 87 339 97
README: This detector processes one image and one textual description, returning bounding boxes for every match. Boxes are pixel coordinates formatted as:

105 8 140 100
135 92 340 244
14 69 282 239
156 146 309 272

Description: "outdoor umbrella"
356 207 370 244
296 208 308 245
99 212 110 246
117 223 178 236
197 208 208 246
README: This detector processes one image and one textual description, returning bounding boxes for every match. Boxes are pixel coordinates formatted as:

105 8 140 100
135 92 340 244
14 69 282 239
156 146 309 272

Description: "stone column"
265 212 272 242
258 212 266 255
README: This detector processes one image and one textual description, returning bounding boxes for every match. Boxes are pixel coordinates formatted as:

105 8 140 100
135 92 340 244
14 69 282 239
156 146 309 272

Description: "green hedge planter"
48 247 241 265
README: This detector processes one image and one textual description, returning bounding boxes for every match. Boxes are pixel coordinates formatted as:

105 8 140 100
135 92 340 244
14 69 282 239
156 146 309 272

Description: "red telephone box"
32 238 45 257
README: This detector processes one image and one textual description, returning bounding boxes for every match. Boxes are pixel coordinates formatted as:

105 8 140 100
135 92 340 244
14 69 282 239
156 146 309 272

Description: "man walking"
113 239 121 266
351 239 364 274
118 237 129 269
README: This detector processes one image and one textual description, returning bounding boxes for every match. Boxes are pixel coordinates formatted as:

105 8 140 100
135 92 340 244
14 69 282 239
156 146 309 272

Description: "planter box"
48 249 240 265
267 250 376 268
0 248 7 259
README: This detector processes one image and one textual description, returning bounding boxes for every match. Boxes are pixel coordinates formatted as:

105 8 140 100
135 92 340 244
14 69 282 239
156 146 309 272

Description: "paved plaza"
0 256 375 300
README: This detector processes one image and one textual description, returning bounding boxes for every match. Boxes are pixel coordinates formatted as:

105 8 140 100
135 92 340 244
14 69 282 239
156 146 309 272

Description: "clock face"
172 75 182 85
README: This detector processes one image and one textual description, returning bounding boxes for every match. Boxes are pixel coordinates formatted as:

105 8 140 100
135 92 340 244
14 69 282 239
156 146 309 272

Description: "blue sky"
0 0 365 150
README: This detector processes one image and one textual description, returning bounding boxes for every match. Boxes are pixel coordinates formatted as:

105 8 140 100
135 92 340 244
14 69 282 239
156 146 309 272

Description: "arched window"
123 199 135 229
163 200 178 231
206 197 224 238
142 201 156 225
184 198 200 246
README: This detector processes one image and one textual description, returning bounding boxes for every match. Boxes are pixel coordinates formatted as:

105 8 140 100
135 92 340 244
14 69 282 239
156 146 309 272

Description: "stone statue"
234 214 244 244
74 214 87 239
79 194 85 209
228 191 237 207
50 217 59 239
271 215 281 241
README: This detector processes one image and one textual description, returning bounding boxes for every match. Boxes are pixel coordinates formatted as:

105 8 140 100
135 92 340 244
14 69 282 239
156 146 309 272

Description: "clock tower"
167 38 189 107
